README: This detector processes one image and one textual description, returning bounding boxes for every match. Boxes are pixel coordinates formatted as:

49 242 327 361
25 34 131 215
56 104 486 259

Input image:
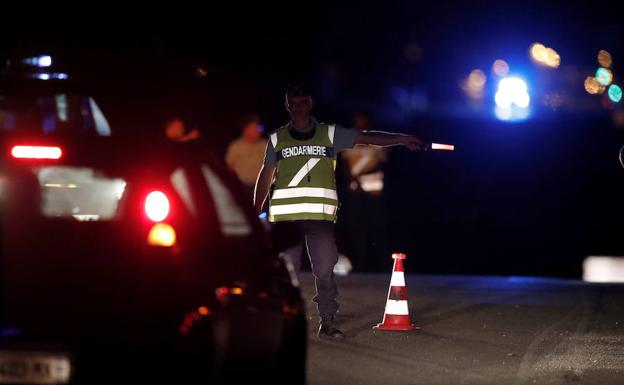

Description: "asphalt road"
299 273 624 385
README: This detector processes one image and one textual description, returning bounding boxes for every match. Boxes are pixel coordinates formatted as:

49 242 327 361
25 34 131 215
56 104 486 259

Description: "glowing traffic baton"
429 143 455 151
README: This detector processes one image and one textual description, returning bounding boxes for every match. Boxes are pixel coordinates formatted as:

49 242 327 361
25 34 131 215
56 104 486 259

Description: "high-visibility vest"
269 122 338 222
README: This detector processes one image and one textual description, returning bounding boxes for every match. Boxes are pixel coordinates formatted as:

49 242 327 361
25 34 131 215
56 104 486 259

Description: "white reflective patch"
270 133 278 148
334 254 352 276
288 158 321 187
384 300 409 315
72 214 100 221
351 153 373 176
359 172 384 192
328 124 335 144
88 97 112 136
171 168 196 217
390 271 405 287
272 187 337 200
269 203 337 216
55 94 68 122
201 165 252 236
583 256 624 283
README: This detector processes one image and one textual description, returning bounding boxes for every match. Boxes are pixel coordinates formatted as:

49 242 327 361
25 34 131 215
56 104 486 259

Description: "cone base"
373 323 419 331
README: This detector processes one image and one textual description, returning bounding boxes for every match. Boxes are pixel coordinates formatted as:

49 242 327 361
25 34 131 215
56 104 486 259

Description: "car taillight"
11 145 62 159
147 223 177 247
145 191 170 222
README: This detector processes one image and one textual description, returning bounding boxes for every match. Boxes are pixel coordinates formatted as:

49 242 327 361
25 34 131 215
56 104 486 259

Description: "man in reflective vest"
254 85 422 339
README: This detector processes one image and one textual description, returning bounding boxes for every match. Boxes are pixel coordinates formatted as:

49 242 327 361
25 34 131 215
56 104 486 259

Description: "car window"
35 166 126 221
201 164 252 236
0 92 112 136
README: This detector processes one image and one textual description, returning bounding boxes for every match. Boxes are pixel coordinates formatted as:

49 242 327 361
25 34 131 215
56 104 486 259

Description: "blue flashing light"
494 76 530 122
32 73 69 81
23 55 52 68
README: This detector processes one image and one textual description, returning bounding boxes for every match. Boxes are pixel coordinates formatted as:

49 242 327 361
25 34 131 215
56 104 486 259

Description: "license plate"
0 351 71 384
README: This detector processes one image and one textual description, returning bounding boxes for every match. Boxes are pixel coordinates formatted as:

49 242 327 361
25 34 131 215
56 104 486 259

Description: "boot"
317 315 345 340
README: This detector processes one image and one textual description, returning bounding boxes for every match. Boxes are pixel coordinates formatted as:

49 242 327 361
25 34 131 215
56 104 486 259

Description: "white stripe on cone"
389 271 405 287
384 300 409 315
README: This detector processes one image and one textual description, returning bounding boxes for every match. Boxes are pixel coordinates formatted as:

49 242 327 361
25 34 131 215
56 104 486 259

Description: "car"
0 57 306 384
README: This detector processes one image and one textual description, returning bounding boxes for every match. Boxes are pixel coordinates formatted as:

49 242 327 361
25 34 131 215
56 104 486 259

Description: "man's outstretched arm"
253 165 276 214
355 131 423 151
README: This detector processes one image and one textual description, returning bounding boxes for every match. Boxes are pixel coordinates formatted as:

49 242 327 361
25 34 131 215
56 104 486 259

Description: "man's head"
165 118 185 140
285 85 313 122
165 117 201 142
353 111 372 131
239 114 263 142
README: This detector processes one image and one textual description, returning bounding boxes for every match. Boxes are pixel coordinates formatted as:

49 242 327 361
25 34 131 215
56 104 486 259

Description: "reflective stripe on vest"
269 202 337 216
272 187 338 200
288 158 321 187
328 124 335 144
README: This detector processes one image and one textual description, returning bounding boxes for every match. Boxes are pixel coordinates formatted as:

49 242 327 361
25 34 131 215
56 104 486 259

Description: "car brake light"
11 145 62 159
145 191 170 222
147 223 177 247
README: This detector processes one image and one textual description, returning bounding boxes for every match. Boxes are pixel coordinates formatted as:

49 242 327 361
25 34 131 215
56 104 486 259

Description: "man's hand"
399 135 424 151
254 165 275 214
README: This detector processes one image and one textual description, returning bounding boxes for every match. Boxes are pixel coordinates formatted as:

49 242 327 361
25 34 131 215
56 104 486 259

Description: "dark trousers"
274 220 339 318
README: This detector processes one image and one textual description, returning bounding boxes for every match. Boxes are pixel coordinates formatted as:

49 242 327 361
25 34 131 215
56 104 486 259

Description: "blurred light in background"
460 69 487 99
495 77 530 108
530 43 548 62
544 48 561 68
195 66 208 78
595 67 613 86
529 43 560 68
584 76 605 95
31 73 69 81
598 50 612 68
492 60 509 77
583 256 624 282
608 84 622 102
495 105 530 121
495 77 530 121
22 55 52 68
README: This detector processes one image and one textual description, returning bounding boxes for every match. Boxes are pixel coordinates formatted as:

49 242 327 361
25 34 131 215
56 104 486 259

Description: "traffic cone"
373 253 419 330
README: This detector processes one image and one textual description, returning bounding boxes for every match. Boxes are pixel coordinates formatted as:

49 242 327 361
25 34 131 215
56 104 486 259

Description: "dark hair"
237 114 260 130
285 84 311 99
